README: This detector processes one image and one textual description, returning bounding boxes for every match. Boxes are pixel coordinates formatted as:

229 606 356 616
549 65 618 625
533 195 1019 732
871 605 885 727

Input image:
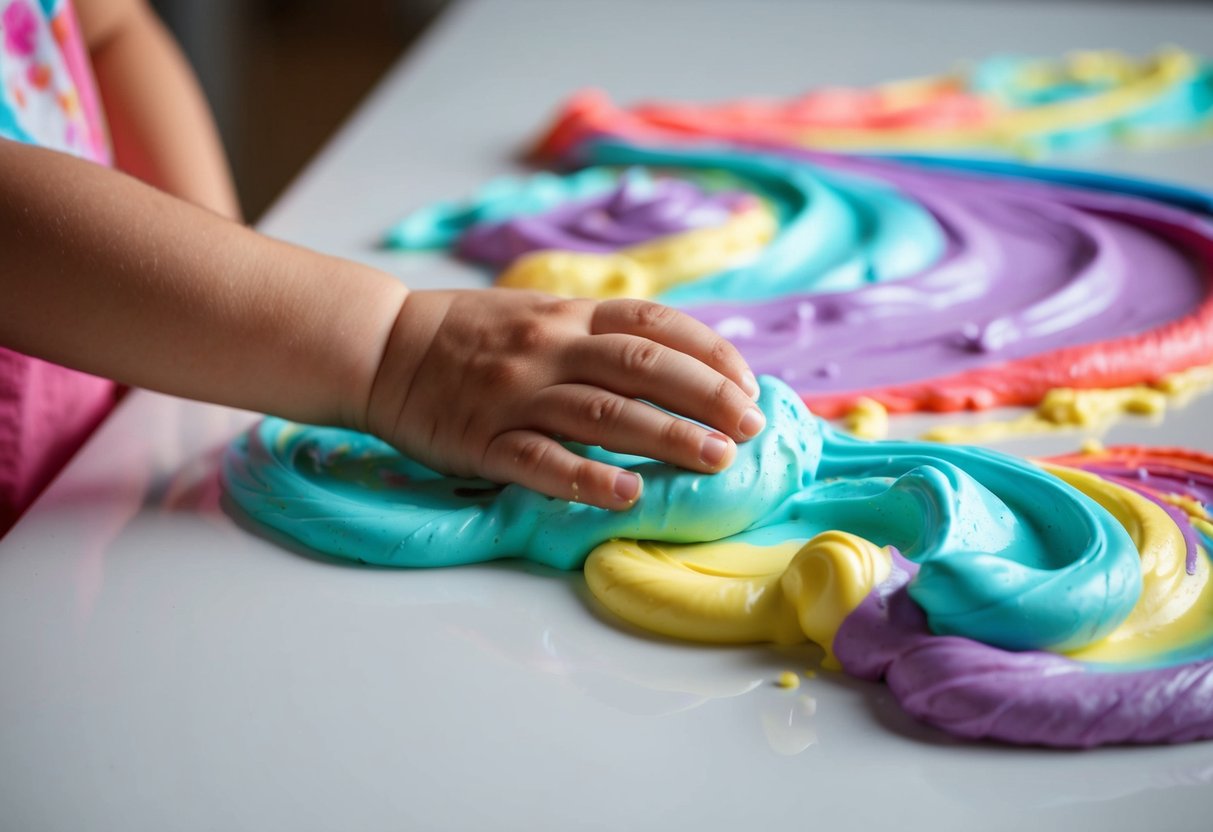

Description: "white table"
4 1 1213 829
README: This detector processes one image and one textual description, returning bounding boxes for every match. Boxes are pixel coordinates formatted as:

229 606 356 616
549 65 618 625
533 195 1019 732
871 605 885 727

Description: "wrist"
361 288 452 442
321 258 410 434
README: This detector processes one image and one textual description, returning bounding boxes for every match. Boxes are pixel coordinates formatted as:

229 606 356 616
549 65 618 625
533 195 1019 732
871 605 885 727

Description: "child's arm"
0 141 763 510
76 0 241 220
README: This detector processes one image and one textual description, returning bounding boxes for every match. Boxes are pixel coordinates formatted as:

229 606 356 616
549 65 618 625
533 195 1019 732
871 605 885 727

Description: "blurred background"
151 0 451 221
149 0 1211 222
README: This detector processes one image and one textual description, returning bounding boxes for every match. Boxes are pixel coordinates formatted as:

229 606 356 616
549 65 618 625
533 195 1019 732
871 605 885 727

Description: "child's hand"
365 289 766 510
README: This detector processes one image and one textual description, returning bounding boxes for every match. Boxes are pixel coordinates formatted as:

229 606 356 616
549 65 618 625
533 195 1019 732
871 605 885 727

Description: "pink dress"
0 0 118 531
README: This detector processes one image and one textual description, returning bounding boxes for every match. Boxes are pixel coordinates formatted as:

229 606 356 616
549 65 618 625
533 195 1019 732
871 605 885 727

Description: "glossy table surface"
4 1 1213 829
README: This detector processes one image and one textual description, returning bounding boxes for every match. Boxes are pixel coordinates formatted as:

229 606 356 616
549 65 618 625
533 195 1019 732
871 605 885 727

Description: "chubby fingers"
565 331 765 445
533 384 739 473
465 295 767 511
481 429 644 511
590 299 760 401
481 381 748 510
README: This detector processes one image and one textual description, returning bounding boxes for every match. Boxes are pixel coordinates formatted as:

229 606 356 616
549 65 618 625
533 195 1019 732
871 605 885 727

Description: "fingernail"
614 470 642 503
700 433 730 467
740 407 766 438
741 370 760 400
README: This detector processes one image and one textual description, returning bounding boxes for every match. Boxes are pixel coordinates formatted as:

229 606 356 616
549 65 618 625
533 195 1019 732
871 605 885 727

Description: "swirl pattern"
534 48 1213 159
229 49 1213 747
387 141 1213 418
224 378 1213 745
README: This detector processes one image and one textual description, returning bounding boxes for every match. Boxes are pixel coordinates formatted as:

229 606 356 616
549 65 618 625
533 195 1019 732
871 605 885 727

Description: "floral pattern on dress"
0 0 108 163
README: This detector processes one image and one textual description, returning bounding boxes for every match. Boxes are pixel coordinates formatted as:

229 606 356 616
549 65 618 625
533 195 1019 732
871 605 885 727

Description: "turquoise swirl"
223 377 1140 652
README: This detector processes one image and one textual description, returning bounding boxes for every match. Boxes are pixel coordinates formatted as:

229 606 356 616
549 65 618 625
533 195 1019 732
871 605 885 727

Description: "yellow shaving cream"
923 362 1213 444
796 48 1204 154
584 530 891 669
496 204 776 299
1046 465 1213 664
585 467 1212 668
843 397 889 440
